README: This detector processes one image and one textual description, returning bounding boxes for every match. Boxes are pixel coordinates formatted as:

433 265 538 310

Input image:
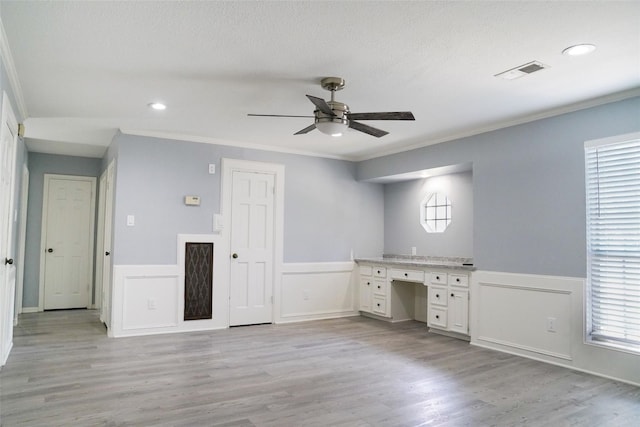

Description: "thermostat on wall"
184 196 201 206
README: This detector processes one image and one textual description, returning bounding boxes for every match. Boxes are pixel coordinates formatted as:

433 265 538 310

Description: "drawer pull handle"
436 294 440 298
456 278 461 283
377 270 381 274
367 282 370 285
377 285 381 289
404 273 408 277
377 303 381 307
435 315 440 319
436 276 440 280
451 293 455 297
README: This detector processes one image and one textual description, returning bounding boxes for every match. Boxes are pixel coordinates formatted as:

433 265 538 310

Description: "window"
421 193 451 233
585 132 640 352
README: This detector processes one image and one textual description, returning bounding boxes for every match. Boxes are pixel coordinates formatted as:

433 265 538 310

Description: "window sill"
585 336 640 356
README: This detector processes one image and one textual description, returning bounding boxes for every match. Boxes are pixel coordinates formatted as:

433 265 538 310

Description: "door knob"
5 258 13 265
47 248 53 253
105 251 110 256
232 253 238 259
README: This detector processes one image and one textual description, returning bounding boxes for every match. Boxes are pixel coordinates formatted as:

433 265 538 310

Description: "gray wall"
384 171 473 258
359 96 640 278
23 153 102 308
111 134 384 265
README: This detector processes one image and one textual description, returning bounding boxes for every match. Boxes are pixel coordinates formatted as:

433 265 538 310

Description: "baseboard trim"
429 328 471 341
471 340 639 388
276 312 359 324
476 335 572 360
21 307 39 313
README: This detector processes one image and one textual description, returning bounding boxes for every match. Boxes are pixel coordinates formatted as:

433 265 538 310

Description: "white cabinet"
358 262 471 338
428 285 448 307
427 271 470 336
359 277 372 312
428 305 447 328
448 289 469 334
390 269 425 283
359 265 390 317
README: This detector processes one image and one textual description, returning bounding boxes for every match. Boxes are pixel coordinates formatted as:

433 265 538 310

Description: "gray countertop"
355 255 476 271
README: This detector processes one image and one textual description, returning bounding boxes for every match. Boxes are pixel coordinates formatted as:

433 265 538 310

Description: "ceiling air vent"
495 61 549 80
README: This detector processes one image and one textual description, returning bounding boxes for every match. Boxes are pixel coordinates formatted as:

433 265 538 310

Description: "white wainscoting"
122 270 180 330
471 271 640 386
109 234 229 338
277 262 358 323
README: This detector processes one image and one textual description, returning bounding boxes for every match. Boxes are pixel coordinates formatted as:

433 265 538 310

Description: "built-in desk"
355 256 475 340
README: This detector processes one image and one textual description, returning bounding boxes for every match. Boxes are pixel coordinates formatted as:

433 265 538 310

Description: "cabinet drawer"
430 272 447 285
428 306 447 328
448 274 469 287
372 280 386 295
372 296 387 315
360 278 373 288
373 267 387 278
360 265 372 276
390 269 425 283
429 285 448 306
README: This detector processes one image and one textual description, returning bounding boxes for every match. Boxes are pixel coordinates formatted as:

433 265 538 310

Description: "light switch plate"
213 214 224 231
126 215 135 226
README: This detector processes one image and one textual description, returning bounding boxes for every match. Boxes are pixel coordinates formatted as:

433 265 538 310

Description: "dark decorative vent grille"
184 242 213 321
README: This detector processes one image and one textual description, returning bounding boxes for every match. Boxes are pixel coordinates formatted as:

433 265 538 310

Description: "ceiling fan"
248 77 415 138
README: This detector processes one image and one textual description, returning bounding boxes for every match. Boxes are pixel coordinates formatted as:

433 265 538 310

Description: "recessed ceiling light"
149 102 167 110
562 44 596 56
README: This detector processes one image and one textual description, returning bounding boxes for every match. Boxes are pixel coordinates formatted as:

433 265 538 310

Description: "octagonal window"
421 193 451 233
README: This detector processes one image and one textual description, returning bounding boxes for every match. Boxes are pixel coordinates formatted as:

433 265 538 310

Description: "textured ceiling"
1 1 639 160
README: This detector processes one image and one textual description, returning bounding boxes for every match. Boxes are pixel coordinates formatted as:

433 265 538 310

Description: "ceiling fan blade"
347 111 415 121
306 95 335 116
248 114 314 118
294 123 316 135
349 121 389 138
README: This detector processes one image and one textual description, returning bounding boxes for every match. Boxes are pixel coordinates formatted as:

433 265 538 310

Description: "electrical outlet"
208 163 216 174
547 317 557 332
147 298 157 310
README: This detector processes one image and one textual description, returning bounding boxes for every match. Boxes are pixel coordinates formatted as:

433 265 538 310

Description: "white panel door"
42 176 95 310
101 161 114 326
94 170 106 311
0 92 18 366
229 170 275 325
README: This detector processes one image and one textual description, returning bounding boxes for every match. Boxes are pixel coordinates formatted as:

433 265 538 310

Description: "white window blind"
585 133 640 350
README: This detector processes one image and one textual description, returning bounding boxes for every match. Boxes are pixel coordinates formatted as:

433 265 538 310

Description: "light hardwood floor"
1 310 638 426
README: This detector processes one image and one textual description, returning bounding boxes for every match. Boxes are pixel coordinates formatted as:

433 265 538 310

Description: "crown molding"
0 15 28 120
353 87 640 162
119 129 352 161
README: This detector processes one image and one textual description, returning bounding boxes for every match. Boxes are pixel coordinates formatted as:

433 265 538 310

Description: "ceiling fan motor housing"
315 101 349 126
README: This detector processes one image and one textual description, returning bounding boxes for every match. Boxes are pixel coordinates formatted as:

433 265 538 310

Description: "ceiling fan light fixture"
315 117 348 137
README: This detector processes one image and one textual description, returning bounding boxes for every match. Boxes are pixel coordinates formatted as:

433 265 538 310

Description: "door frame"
14 164 28 323
221 158 285 325
94 169 107 310
38 173 97 311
